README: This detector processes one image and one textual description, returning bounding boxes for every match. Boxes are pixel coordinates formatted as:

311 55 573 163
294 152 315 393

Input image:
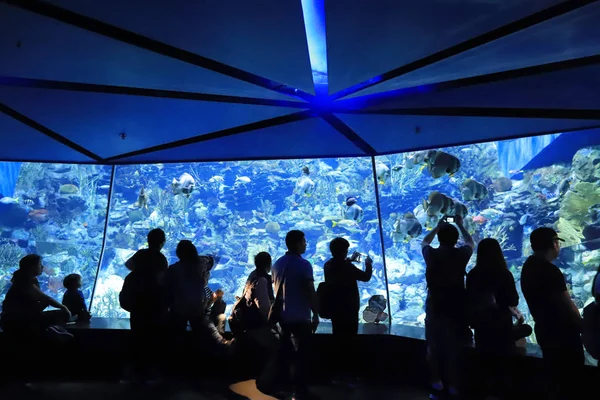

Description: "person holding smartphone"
421 215 474 400
324 237 373 388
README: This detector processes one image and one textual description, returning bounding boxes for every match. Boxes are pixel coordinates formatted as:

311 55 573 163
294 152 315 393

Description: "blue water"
0 133 598 343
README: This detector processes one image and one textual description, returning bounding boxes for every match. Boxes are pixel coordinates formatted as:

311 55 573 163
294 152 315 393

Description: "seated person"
1 254 72 341
62 273 92 322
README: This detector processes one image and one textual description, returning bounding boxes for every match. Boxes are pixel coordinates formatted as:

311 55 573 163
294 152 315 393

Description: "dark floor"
1 380 430 400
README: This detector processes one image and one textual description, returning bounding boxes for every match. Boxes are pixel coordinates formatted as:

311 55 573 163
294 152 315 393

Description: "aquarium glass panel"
0 162 112 308
91 158 389 333
376 131 600 343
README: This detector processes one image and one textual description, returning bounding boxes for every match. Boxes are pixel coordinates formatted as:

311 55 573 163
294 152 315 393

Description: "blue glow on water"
301 0 328 97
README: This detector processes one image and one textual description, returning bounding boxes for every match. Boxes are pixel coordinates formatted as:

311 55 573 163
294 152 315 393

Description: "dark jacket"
324 257 373 318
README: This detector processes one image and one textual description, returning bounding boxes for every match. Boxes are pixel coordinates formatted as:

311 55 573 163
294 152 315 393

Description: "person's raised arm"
422 219 443 248
353 256 373 282
454 215 475 249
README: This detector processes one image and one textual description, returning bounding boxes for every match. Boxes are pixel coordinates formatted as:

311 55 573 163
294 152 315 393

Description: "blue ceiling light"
301 0 328 98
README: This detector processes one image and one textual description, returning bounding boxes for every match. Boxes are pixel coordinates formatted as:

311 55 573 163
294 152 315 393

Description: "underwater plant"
0 243 24 271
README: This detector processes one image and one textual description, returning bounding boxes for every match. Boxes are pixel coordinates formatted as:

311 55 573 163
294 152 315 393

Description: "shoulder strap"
275 262 289 299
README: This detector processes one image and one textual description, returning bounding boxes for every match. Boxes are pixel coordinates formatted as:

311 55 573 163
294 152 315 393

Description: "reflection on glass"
91 158 387 332
0 162 112 308
376 133 600 342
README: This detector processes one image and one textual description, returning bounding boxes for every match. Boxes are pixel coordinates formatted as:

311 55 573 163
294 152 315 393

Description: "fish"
404 151 431 169
519 214 531 226
172 172 195 198
136 187 149 209
461 178 488 201
345 204 364 222
426 151 460 179
391 212 423 243
296 175 315 197
375 162 390 185
0 197 19 205
235 176 251 184
422 191 454 217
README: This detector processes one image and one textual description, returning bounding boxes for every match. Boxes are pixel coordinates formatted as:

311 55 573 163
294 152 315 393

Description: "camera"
443 216 455 223
350 251 363 263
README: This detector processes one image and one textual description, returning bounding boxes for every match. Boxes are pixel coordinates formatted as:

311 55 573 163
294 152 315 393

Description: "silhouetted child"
62 274 91 322
210 289 227 334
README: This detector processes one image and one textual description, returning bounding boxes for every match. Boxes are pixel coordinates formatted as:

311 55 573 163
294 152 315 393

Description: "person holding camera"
421 215 474 400
323 237 373 387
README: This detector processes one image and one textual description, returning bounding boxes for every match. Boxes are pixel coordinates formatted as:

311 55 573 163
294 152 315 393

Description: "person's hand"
436 218 447 229
365 256 373 267
61 305 72 319
311 314 320 332
454 215 464 226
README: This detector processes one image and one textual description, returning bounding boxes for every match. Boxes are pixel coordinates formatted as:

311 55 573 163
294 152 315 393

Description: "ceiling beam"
330 0 599 100
0 102 103 162
321 113 376 155
4 0 315 102
341 54 600 108
0 77 310 108
105 110 316 162
338 107 600 120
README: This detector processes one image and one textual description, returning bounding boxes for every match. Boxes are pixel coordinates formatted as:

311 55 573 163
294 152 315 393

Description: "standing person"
323 237 373 387
421 216 475 400
520 227 583 400
120 228 169 384
466 238 532 398
271 230 320 400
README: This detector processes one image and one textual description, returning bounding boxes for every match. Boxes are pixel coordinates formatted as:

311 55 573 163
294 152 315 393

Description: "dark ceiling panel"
341 63 600 110
350 1 600 98
335 113 600 154
0 112 93 163
47 0 315 95
326 0 562 95
0 3 293 100
114 118 365 163
0 86 303 159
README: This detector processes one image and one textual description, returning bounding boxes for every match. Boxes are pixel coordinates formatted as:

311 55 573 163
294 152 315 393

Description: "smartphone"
351 251 362 262
444 216 455 223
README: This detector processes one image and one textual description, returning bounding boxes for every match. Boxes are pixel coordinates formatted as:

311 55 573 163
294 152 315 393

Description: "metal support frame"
370 155 393 333
87 165 116 313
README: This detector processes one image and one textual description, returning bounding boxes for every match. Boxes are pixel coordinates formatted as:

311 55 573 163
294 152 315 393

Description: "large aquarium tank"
377 130 600 342
90 158 388 332
1 130 599 343
0 162 111 308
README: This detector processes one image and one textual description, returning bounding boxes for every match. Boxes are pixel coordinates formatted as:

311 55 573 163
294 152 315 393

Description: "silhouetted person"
241 252 281 396
272 230 320 400
466 238 532 398
324 237 373 386
421 216 474 400
62 273 91 322
521 227 583 400
121 228 169 384
167 240 210 332
1 254 72 343
467 238 531 352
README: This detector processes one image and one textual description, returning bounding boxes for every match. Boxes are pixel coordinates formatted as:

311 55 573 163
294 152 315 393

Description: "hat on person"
530 227 564 252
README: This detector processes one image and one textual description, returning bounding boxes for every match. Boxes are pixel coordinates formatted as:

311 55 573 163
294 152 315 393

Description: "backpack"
119 270 144 312
582 301 600 360
228 279 264 336
317 281 334 319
